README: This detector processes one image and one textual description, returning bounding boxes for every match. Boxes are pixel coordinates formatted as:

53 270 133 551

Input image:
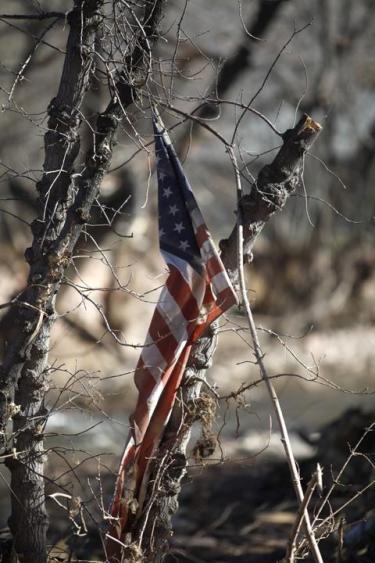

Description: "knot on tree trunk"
47 97 81 132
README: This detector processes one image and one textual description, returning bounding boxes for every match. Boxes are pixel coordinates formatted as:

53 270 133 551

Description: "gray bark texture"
0 1 165 561
130 114 322 562
3 4 105 561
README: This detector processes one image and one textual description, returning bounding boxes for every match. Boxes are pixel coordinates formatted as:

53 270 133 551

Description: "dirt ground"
165 408 375 563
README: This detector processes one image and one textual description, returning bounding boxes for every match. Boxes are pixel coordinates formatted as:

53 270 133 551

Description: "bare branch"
0 12 66 21
228 143 323 563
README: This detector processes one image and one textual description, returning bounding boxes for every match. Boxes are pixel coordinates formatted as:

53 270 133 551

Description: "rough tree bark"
0 1 165 561
132 114 322 561
2 4 105 561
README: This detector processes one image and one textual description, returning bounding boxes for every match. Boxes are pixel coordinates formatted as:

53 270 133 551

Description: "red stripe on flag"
195 223 209 247
134 358 155 394
166 266 201 322
148 308 178 363
216 286 237 310
135 344 192 493
206 255 225 278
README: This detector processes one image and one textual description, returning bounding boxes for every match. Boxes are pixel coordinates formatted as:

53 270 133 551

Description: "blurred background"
0 0 374 560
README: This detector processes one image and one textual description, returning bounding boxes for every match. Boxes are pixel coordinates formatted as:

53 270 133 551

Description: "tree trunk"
2 3 104 561
1 0 165 560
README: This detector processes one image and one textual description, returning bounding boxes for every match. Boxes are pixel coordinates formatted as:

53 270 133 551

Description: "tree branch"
220 115 322 276
133 113 322 561
175 0 290 155
0 12 66 21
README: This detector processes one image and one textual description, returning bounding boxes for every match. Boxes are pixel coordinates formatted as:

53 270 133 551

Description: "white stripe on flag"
144 379 166 415
211 270 233 296
190 208 205 231
162 251 206 302
157 288 191 340
200 238 216 262
141 338 167 382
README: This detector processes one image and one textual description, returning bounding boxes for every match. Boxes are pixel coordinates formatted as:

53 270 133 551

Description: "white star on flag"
179 240 190 251
162 186 172 198
169 204 178 216
174 222 185 233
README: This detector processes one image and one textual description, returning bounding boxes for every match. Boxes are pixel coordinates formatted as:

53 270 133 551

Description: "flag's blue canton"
154 124 203 274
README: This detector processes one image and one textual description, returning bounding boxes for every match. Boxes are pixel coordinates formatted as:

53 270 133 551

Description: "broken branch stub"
220 114 322 276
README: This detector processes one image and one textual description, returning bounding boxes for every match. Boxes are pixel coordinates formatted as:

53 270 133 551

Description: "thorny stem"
228 145 324 563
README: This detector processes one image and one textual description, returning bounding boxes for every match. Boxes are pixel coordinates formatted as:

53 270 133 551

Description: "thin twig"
313 421 375 527
228 145 323 563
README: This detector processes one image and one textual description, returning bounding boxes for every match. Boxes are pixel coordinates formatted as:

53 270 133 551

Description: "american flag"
105 113 237 559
